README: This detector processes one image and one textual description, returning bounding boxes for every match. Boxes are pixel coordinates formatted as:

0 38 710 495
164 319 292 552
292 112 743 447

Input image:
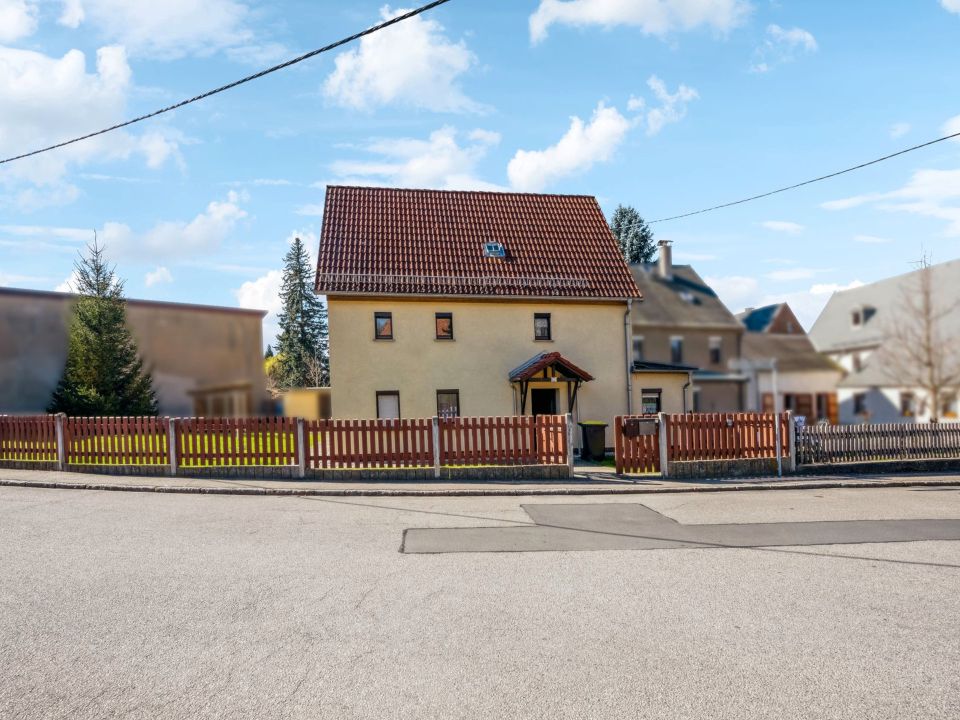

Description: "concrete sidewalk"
1 466 959 496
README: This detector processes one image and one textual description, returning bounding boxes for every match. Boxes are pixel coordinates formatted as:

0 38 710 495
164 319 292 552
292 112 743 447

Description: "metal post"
296 418 306 479
432 416 441 479
787 410 797 473
167 418 178 477
565 413 574 473
657 412 669 478
771 361 782 478
55 413 66 471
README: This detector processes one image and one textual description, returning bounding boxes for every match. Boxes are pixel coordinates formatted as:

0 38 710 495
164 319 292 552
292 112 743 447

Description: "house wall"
693 381 744 413
837 386 960 424
630 324 742 374
327 297 634 447
0 290 268 416
745 369 842 418
631 372 690 414
766 305 805 335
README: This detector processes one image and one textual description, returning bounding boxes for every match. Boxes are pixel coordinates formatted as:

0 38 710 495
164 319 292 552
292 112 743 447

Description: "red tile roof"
509 352 595 382
315 186 641 299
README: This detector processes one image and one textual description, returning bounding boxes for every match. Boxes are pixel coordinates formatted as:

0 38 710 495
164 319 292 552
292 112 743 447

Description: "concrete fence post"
657 412 670 478
565 413 574 473
432 416 441 479
774 411 783 478
787 410 797 473
296 418 306 479
167 418 178 477
55 413 66 471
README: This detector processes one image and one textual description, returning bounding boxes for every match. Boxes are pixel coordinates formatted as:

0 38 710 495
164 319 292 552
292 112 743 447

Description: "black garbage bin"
578 422 608 461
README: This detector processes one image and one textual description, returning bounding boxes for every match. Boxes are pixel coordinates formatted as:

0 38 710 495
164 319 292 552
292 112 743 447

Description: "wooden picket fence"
307 418 434 469
797 422 960 464
176 416 298 467
613 415 660 474
64 416 170 465
0 415 58 462
664 412 790 462
306 415 568 469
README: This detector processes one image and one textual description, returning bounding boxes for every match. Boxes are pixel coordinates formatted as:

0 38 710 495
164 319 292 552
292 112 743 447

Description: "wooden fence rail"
797 422 960 464
307 418 434 469
0 415 58 462
64 416 169 465
664 412 790 462
176 416 298 467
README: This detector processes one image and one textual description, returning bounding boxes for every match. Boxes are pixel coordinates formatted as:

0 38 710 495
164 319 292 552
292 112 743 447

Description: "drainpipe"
624 299 633 414
682 371 692 413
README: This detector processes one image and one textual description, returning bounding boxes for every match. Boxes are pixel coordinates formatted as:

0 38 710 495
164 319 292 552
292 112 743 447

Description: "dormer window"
851 309 862 327
483 242 506 258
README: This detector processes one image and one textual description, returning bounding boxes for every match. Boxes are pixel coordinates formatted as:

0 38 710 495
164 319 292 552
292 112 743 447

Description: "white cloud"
644 75 698 135
853 234 892 244
102 191 247 260
943 114 960 140
761 220 804 234
0 45 182 198
55 270 80 293
296 204 326 217
324 5 481 113
64 0 254 59
750 24 817 73
329 125 503 190
889 122 910 139
0 0 37 42
529 0 750 43
235 269 282 342
58 0 84 27
823 168 960 236
507 102 631 192
941 0 960 14
144 266 173 287
704 275 761 306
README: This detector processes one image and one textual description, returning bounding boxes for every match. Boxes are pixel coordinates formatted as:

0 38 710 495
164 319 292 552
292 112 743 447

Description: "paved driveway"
1 486 959 719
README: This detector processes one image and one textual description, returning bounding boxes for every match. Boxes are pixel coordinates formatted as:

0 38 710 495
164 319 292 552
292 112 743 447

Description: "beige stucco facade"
0 288 269 416
328 297 633 446
631 371 691 415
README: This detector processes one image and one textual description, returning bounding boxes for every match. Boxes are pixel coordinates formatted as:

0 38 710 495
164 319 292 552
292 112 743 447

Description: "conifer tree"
610 205 656 264
48 239 158 415
274 237 329 388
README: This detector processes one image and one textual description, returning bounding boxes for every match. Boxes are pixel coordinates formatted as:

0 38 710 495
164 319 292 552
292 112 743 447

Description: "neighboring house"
737 304 842 423
0 287 269 416
809 259 960 424
314 185 649 449
628 241 746 412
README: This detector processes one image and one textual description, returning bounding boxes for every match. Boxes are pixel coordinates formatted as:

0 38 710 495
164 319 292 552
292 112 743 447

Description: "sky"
2 0 960 344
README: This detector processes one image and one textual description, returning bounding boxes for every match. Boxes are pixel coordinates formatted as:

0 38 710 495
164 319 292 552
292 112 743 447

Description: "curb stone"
1 476 958 498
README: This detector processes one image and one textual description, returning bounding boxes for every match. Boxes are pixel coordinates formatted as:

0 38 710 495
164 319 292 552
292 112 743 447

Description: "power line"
649 129 960 223
0 0 455 166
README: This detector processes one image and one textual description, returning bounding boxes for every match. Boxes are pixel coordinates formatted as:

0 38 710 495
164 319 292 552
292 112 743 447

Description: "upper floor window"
632 336 645 363
852 352 863 373
670 336 683 364
435 312 454 340
709 336 722 365
853 392 868 416
851 309 862 327
374 312 393 340
534 313 552 341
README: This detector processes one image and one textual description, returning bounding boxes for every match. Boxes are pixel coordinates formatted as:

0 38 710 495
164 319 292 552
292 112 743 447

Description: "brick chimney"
657 239 673 280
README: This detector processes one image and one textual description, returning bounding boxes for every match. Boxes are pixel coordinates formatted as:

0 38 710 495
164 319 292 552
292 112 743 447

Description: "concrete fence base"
668 458 782 480
797 458 960 476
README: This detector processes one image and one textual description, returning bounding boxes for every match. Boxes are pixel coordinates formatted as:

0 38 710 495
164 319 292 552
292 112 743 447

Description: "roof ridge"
324 184 598 200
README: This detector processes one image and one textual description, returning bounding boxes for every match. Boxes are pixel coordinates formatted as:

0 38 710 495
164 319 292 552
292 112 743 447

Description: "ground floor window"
436 390 460 417
900 391 917 418
942 392 958 418
376 391 400 419
640 388 661 414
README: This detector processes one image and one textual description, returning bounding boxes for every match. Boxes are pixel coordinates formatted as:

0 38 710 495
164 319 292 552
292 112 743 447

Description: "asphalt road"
2 486 959 719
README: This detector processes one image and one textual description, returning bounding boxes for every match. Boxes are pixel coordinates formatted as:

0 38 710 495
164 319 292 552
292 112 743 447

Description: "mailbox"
622 418 657 438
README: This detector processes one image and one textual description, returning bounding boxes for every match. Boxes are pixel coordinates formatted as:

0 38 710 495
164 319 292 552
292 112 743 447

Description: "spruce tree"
274 236 329 388
48 239 159 415
610 205 656 264
264 344 274 359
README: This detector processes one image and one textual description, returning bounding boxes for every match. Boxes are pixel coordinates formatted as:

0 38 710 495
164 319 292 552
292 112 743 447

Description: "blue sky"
2 0 960 341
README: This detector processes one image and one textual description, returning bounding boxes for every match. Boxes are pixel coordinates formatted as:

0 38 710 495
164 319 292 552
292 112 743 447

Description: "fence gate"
614 415 660 474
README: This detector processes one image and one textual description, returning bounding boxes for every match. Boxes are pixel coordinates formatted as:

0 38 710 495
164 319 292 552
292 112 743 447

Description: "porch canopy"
509 351 594 414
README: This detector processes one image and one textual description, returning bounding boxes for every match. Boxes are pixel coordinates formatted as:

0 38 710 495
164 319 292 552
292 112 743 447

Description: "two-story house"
809 259 960 423
628 241 746 412
315 185 663 448
737 303 842 423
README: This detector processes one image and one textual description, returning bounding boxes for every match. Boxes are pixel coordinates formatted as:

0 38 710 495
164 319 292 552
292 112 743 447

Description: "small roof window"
483 241 506 258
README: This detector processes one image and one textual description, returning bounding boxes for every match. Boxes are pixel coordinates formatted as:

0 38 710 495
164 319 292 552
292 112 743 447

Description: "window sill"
534 338 554 342
435 337 455 342
374 337 395 342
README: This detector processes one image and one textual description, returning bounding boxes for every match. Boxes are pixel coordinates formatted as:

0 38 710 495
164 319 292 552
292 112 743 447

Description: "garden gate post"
566 413 574 472
296 418 306 478
167 418 178 477
432 416 441 479
788 410 797 473
657 413 670 478
55 413 66 471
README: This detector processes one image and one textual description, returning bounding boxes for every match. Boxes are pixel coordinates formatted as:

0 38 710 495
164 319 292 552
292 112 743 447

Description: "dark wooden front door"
530 388 558 416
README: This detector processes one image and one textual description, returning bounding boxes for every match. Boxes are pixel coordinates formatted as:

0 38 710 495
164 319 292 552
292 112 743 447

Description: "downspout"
683 371 693 413
624 299 633 415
